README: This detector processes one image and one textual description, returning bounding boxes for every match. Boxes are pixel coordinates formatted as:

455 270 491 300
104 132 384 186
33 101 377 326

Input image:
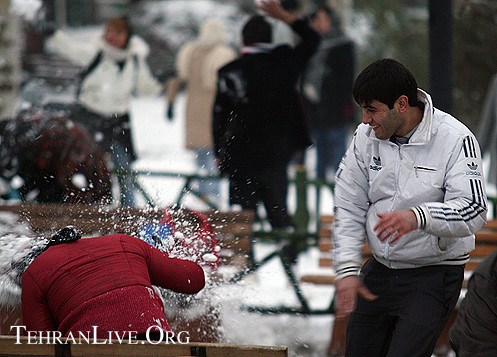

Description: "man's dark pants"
229 164 292 229
345 258 464 357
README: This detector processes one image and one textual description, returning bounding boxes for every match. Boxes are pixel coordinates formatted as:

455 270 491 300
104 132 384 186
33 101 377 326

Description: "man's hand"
335 275 377 318
256 0 296 24
374 210 418 244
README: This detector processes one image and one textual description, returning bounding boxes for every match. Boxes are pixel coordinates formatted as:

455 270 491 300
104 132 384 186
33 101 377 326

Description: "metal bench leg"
176 176 219 210
228 250 280 283
190 346 207 357
279 253 311 313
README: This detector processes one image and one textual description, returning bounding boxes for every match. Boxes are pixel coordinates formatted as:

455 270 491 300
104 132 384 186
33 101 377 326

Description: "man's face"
310 10 332 35
360 100 402 140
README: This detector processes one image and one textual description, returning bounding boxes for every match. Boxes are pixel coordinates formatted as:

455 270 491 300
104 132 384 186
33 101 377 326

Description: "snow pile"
0 213 44 310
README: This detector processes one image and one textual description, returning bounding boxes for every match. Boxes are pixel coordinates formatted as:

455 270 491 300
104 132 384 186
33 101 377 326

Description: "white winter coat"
166 19 236 149
46 30 163 117
333 90 487 278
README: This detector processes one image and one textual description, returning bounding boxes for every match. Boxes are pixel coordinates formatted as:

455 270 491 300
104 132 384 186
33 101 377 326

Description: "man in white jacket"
332 58 487 356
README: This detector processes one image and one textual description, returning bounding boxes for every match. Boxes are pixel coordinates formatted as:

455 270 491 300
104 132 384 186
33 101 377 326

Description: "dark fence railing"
115 166 335 235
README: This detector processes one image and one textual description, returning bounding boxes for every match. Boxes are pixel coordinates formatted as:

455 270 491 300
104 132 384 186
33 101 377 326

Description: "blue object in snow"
138 224 173 252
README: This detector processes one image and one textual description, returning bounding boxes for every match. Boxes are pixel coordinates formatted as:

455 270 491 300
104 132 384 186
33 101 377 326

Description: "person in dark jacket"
448 249 497 356
213 0 319 229
300 5 356 181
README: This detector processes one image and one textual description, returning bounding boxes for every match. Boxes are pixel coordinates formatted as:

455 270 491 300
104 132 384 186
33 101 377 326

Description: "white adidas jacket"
46 30 163 117
332 89 487 279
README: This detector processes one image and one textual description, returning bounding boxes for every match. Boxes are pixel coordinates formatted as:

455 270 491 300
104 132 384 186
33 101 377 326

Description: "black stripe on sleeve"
463 136 478 159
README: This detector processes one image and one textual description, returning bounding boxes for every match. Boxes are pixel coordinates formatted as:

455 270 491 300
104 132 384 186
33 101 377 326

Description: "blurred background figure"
0 109 112 204
213 0 319 229
300 5 356 182
45 17 164 207
166 19 236 206
448 248 497 356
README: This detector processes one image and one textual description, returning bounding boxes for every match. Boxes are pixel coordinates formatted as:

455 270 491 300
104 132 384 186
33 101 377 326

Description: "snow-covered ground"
129 94 336 357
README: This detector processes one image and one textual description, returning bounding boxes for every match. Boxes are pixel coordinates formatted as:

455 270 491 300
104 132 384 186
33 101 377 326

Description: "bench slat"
0 204 255 223
0 336 55 356
482 220 497 229
318 228 332 238
0 336 288 357
319 257 332 267
301 275 336 285
312 216 497 282
218 237 252 252
0 204 256 271
475 230 497 243
320 215 334 224
470 244 497 257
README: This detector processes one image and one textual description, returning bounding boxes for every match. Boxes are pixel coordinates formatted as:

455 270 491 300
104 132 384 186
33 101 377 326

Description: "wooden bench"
0 203 255 268
301 216 497 286
300 215 372 286
0 335 288 357
300 215 497 357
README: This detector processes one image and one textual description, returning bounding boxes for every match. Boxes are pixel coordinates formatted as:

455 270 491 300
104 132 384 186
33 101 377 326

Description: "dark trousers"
70 104 137 206
229 164 292 229
70 104 137 161
345 258 464 357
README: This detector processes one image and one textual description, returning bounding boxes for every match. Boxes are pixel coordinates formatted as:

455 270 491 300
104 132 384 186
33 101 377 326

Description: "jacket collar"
409 89 433 144
366 89 434 144
240 43 273 55
97 35 150 58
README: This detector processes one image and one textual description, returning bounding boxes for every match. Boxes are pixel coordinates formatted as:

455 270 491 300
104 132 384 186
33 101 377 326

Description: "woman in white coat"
165 19 236 205
46 17 164 206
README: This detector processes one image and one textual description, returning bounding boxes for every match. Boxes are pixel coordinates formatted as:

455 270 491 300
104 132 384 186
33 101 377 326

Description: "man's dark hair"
242 15 272 45
106 16 133 47
353 58 420 109
281 0 301 12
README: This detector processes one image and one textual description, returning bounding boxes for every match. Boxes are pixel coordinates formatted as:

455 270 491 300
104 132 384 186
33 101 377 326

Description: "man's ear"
396 95 409 113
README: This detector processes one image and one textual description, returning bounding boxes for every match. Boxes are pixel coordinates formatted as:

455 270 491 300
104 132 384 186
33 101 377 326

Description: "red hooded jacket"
22 234 205 338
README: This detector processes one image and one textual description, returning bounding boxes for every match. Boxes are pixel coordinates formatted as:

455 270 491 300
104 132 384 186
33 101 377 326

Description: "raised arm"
45 30 98 66
258 0 320 71
257 0 296 24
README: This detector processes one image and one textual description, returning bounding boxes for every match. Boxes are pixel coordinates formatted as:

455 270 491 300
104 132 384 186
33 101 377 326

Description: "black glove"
47 226 82 248
166 102 174 121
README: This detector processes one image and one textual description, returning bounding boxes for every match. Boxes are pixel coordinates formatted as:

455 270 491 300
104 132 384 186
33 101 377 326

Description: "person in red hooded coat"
21 228 205 340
